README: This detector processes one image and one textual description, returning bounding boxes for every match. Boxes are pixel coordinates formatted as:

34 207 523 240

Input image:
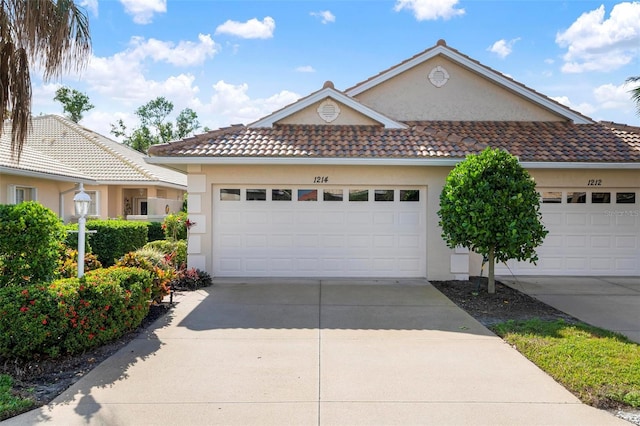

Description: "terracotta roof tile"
148 121 640 163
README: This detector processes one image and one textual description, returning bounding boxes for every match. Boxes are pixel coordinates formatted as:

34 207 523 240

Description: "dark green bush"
146 222 165 242
0 202 66 287
63 222 92 252
0 267 152 359
86 220 148 266
144 239 187 267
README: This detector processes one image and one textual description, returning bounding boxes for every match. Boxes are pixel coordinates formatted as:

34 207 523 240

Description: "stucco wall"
354 56 564 122
185 164 456 280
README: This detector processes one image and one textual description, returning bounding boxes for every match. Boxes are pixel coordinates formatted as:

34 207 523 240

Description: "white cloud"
129 34 219 66
119 0 166 24
311 10 336 24
79 0 98 16
593 82 635 110
550 95 596 116
556 2 640 73
194 80 299 126
394 0 464 21
215 17 276 39
487 38 520 59
296 65 315 73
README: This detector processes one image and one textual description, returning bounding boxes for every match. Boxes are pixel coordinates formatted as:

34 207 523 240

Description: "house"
147 40 640 280
1 115 186 223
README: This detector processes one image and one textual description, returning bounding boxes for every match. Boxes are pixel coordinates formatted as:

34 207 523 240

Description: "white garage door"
212 186 426 277
496 189 639 276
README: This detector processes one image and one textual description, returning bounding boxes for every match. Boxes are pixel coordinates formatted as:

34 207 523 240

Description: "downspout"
60 184 79 221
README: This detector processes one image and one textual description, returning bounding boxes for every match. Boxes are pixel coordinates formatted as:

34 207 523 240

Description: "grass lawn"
493 319 640 409
0 374 33 421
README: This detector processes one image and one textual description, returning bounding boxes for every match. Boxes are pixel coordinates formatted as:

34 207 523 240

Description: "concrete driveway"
498 276 640 344
5 278 628 425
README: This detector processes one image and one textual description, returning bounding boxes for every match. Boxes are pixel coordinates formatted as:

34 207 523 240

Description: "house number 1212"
313 176 329 183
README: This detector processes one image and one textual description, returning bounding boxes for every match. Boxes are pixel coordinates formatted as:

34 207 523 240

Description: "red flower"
30 300 36 305
42 319 47 325
21 289 29 296
20 306 29 312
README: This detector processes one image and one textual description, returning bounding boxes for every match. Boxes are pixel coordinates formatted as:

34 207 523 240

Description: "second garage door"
212 186 427 277
496 189 639 276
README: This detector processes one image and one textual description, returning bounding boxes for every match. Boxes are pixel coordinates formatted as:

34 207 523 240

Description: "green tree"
0 0 91 159
54 86 94 122
437 147 548 293
110 97 200 153
627 76 640 116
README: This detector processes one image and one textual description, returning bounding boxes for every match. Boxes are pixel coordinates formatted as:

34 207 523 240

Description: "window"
591 192 610 204
375 189 394 201
324 189 343 201
400 190 419 202
272 189 292 201
247 189 266 201
567 192 586 203
616 192 636 204
542 192 562 203
349 189 368 201
298 189 317 201
220 189 240 201
13 186 37 204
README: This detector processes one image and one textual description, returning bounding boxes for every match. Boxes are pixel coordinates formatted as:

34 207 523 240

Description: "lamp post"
74 183 91 278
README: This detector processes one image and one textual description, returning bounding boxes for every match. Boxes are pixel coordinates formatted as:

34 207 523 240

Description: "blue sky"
31 0 640 139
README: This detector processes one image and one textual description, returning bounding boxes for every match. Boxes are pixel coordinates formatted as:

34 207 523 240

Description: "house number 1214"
313 176 329 183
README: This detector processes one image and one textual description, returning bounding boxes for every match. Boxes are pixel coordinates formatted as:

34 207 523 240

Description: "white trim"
345 45 592 125
248 87 406 129
146 156 640 169
0 166 96 184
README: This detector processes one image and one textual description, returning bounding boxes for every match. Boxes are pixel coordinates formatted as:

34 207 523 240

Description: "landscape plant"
161 211 189 241
0 202 66 287
144 239 187 267
116 250 174 303
85 219 148 266
0 267 152 359
438 148 547 293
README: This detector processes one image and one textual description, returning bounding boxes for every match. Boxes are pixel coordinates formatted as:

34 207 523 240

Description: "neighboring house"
147 40 640 280
1 115 186 223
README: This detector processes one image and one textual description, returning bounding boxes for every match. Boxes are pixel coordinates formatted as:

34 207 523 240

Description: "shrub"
162 211 188 241
58 248 102 278
62 222 92 253
146 222 165 242
0 202 66 287
0 267 152 359
116 251 174 304
171 268 213 291
86 220 148 266
144 240 187 267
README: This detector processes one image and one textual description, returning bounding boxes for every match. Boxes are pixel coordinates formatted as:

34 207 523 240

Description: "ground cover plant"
0 374 33 421
493 319 640 409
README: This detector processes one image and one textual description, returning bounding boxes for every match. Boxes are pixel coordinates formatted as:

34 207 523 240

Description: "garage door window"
220 189 240 201
617 192 636 204
324 189 343 201
541 192 562 203
567 192 586 203
247 189 266 201
591 192 611 204
298 189 317 201
400 190 420 201
349 189 368 201
375 189 394 201
272 189 292 201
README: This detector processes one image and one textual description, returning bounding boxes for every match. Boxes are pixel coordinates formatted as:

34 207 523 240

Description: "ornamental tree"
438 147 547 293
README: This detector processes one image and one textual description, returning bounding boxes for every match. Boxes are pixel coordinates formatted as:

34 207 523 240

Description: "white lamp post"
74 183 91 278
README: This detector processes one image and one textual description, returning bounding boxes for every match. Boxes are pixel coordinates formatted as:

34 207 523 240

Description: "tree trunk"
488 247 495 294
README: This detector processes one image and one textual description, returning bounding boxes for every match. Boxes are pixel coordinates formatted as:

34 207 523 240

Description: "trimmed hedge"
86 220 148 266
146 222 165 242
0 202 66 287
0 267 152 359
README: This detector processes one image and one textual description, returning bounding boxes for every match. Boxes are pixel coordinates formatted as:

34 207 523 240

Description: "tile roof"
148 121 640 163
1 115 186 186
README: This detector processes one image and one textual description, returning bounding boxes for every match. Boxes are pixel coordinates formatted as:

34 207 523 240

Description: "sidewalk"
4 279 629 425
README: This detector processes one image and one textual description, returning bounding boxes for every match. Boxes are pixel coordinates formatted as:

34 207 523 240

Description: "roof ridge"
50 115 159 181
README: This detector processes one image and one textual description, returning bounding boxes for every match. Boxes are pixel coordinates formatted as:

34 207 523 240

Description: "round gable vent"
428 66 450 88
317 99 341 123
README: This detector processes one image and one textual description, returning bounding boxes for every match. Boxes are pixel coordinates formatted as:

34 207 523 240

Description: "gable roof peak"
436 39 447 47
323 80 335 89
